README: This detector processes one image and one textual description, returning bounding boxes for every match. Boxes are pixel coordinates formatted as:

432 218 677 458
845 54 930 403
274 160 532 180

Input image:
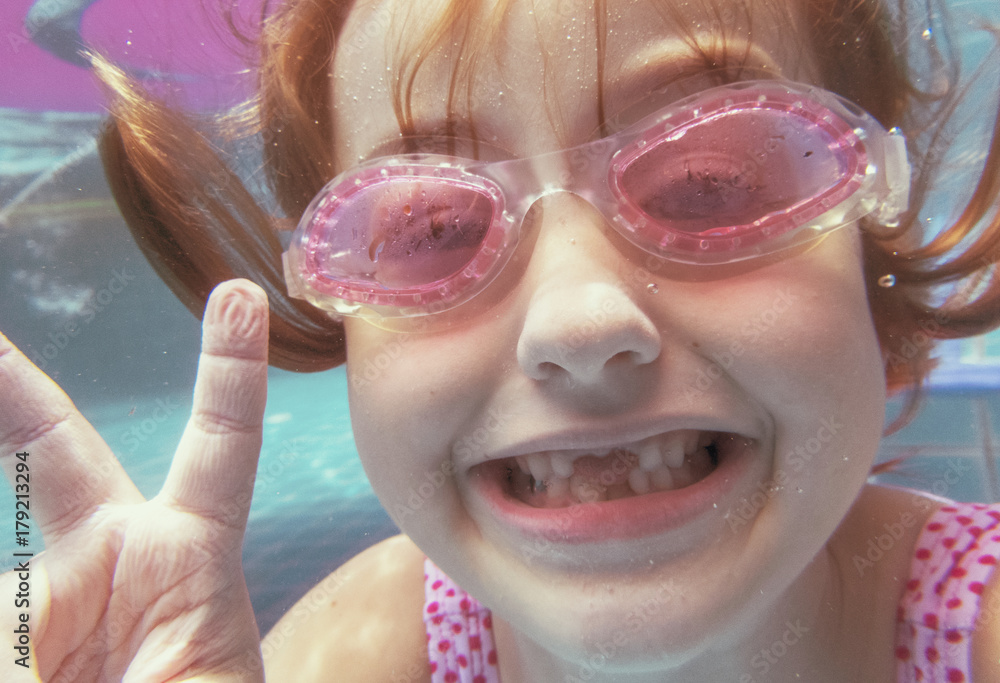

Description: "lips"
468 430 755 544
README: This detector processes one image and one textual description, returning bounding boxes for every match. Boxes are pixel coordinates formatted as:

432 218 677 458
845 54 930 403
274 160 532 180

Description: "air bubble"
647 283 659 294
878 274 896 288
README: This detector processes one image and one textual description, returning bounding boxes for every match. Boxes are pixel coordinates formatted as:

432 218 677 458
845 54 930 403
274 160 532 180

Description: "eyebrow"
607 38 784 120
361 119 515 164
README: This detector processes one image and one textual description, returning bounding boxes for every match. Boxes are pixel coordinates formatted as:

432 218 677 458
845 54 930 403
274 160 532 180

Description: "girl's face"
335 0 887 668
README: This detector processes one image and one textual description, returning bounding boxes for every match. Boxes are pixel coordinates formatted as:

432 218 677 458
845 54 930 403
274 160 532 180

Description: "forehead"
331 0 817 169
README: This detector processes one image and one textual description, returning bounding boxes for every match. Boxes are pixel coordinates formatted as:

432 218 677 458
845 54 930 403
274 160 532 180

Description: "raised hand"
0 280 270 682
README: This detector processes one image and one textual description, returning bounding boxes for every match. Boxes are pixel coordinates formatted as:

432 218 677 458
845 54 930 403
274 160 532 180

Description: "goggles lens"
284 80 909 320
310 177 496 289
614 103 861 243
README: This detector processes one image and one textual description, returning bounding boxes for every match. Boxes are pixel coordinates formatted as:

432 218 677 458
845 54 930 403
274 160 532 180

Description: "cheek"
343 321 498 501
682 234 885 473
786 264 884 416
700 233 884 416
758 276 885 488
720 242 886 546
749 283 882 410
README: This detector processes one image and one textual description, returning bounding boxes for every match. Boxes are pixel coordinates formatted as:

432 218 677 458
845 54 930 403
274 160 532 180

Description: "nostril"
532 361 559 380
626 343 660 367
613 350 639 365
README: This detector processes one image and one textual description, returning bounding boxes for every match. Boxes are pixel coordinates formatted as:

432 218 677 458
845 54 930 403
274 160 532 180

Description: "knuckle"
0 410 74 458
190 409 260 436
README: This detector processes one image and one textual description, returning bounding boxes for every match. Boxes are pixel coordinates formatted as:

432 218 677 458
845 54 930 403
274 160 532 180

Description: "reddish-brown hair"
96 0 1000 427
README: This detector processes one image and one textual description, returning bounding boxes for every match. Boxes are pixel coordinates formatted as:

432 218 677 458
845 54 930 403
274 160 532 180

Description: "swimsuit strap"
896 502 1000 683
424 558 502 683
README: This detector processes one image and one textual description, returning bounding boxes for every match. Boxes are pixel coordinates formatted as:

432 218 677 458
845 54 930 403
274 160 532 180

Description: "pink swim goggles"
284 80 910 320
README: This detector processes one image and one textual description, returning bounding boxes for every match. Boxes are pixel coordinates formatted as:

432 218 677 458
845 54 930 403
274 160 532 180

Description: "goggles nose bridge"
486 135 621 225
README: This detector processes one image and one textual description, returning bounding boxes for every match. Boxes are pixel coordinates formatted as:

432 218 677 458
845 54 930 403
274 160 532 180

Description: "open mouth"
496 429 729 509
467 430 756 547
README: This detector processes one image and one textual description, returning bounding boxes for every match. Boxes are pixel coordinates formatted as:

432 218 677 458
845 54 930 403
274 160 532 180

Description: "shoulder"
262 534 431 683
849 488 1000 679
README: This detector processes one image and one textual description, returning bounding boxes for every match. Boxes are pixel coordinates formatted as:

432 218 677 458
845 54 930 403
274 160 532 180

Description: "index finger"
0 330 142 539
160 279 269 529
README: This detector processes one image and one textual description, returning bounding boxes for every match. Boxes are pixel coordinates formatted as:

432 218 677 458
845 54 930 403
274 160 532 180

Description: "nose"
517 282 661 383
515 195 661 385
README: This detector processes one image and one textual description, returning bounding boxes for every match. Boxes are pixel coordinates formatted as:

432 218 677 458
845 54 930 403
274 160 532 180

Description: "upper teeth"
514 429 706 483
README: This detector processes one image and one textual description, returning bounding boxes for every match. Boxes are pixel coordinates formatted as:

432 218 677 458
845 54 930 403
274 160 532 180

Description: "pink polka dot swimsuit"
896 502 1000 682
424 559 502 683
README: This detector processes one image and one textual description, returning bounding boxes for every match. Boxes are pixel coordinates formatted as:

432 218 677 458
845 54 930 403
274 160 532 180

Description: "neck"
493 549 860 683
